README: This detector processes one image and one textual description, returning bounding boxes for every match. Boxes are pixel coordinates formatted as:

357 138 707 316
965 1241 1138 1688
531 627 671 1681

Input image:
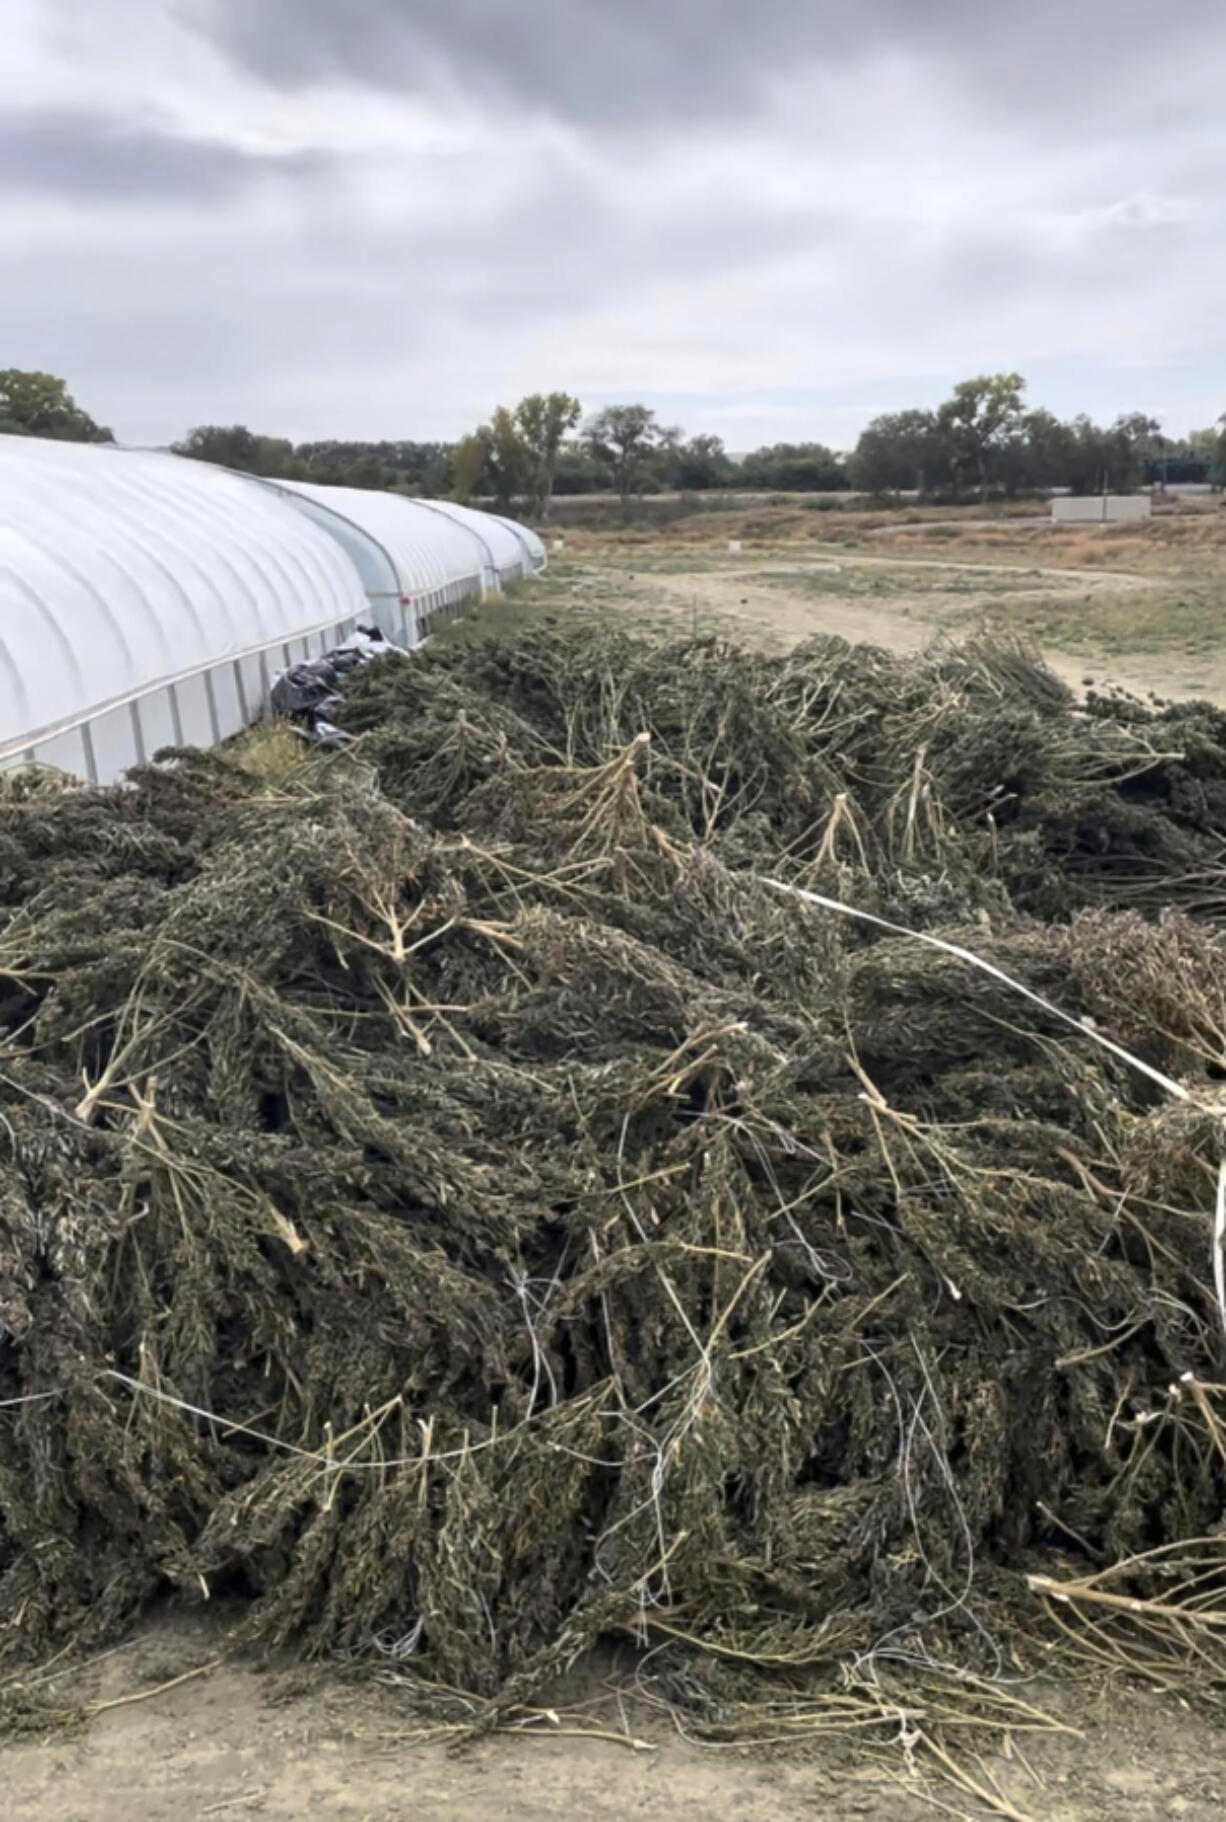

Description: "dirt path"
625 562 936 657
868 517 1046 536
802 549 1160 589
4 1618 1225 1822
603 557 1221 702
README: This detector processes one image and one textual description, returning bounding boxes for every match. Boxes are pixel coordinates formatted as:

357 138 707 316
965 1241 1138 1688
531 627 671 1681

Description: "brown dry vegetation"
489 498 1226 702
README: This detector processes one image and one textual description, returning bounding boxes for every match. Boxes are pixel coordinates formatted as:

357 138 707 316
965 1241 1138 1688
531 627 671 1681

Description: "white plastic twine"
760 877 1226 1338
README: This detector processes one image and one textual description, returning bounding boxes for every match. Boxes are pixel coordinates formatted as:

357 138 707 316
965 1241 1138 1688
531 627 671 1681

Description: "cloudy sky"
3 0 1224 449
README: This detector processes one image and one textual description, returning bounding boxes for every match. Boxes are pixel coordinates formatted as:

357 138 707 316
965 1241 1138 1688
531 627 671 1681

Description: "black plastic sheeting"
270 627 399 746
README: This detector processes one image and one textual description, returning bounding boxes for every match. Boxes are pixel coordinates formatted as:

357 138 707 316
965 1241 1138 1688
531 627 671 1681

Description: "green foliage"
452 393 583 517
583 403 663 516
174 428 451 493
1061 414 1157 496
450 431 490 505
10 366 1208 514
739 442 848 491
551 444 612 495
655 431 733 490
937 372 1027 501
296 440 451 495
0 369 112 444
173 425 303 478
849 409 949 495
1139 423 1226 489
483 405 532 513
850 381 1192 501
513 391 583 518
1002 407 1075 492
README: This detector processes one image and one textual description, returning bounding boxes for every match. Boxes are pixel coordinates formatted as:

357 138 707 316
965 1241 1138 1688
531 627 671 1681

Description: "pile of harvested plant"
1 627 1224 1744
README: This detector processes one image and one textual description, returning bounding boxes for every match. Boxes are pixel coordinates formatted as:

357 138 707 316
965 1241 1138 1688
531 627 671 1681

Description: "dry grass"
232 721 311 781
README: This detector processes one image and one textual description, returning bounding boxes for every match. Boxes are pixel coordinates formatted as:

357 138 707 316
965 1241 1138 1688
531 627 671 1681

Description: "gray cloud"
2 1 1223 449
194 0 1223 131
0 107 331 204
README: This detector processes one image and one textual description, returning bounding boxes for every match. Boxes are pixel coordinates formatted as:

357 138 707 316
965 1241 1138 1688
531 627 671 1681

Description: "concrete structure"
1051 494 1153 525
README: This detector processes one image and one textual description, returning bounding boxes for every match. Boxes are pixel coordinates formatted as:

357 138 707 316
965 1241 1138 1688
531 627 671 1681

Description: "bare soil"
527 508 1226 703
561 553 1211 699
4 1615 1225 1822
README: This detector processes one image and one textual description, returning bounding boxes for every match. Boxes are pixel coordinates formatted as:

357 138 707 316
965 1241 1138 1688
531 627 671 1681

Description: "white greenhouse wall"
269 484 546 629
271 482 488 637
250 480 410 645
0 437 369 783
489 512 547 574
419 499 532 588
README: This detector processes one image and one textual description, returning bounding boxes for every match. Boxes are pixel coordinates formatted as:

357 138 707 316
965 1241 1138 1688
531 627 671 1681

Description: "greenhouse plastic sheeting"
271 481 488 636
249 479 407 643
0 436 369 782
421 498 545 587
489 511 547 575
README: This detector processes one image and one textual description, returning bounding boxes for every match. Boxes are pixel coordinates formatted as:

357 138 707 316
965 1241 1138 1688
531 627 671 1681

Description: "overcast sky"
2 0 1224 449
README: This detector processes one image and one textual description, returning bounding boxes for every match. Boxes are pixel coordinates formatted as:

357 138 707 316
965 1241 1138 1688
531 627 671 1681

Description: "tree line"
848 374 1224 503
171 402 855 514
3 366 1224 521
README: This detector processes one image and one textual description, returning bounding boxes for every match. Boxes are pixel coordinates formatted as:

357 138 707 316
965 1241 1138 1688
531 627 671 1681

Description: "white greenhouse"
263 480 491 638
419 499 547 588
261 483 547 623
0 437 544 784
490 511 547 579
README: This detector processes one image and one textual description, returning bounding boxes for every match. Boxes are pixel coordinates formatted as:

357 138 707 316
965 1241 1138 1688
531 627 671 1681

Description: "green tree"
296 440 451 493
1060 413 1159 495
997 408 1076 494
650 423 684 490
583 404 662 519
173 425 300 478
1145 428 1220 487
513 391 582 519
1112 412 1162 490
1065 418 1123 493
740 442 848 492
937 373 1026 501
451 392 582 515
0 369 112 443
679 433 734 490
1181 426 1223 470
451 431 491 505
552 445 612 495
1114 411 1162 453
479 406 533 513
849 410 949 496
1063 417 1112 495
654 432 734 490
